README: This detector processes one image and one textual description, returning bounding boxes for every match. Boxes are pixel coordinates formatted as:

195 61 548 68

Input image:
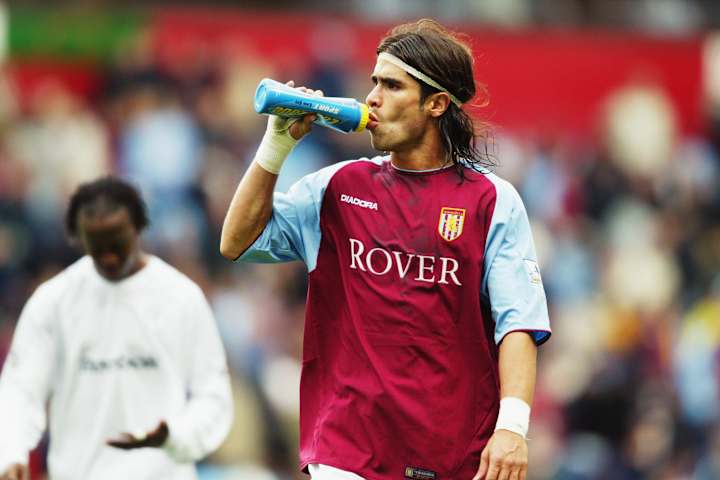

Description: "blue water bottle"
254 78 369 134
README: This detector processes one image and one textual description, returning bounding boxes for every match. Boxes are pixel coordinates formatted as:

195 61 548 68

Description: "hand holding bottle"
268 80 321 141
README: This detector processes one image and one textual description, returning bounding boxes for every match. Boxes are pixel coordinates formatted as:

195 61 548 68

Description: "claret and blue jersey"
239 156 551 479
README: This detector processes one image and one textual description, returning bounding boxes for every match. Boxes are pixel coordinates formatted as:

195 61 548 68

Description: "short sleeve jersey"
239 157 551 479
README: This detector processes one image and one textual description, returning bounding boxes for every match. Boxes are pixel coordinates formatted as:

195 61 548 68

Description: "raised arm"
219 82 319 260
219 161 281 259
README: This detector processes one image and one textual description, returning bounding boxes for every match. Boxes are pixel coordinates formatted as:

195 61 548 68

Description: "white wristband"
254 116 300 174
494 397 531 438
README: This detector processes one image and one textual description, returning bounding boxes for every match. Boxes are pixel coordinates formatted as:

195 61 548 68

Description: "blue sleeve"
482 174 551 345
237 159 358 271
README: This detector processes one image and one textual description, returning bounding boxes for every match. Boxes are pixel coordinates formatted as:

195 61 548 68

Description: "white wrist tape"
495 397 531 438
254 116 300 174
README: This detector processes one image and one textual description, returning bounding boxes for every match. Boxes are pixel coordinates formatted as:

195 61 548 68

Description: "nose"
366 85 381 109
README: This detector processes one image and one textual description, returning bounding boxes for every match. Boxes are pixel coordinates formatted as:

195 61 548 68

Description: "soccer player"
0 177 233 480
220 19 551 480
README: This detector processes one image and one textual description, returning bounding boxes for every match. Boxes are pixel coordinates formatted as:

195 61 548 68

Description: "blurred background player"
0 177 233 480
220 19 551 480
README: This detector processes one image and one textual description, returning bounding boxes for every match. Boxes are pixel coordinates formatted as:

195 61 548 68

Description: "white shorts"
308 464 366 479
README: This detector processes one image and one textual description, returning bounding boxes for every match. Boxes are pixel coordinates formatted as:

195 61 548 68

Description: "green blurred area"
7 8 146 61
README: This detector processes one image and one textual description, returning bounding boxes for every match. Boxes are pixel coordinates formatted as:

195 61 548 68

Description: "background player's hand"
267 80 322 141
106 420 169 450
0 463 29 480
473 429 528 480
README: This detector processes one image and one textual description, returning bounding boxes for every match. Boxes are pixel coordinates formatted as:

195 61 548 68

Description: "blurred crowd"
1 13 720 480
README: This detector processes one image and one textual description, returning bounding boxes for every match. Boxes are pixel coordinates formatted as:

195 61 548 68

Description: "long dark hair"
377 19 495 177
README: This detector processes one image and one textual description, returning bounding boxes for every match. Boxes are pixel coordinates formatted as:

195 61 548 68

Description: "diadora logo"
340 193 378 211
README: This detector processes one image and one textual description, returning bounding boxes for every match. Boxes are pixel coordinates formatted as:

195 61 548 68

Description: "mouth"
95 261 124 280
100 268 122 279
367 111 379 131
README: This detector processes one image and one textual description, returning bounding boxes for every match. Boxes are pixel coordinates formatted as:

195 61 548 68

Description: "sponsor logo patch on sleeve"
523 259 543 285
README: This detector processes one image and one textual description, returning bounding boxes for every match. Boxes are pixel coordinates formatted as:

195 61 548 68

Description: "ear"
425 92 451 118
67 233 83 250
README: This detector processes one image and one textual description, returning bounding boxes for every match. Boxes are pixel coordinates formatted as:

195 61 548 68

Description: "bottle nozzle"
355 103 370 132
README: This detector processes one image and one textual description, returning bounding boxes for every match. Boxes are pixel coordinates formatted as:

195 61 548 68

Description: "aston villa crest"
438 207 466 242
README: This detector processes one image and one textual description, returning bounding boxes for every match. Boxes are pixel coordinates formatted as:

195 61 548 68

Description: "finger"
10 465 27 480
150 420 169 444
286 80 295 87
497 466 511 480
296 115 316 131
509 467 520 480
485 464 500 480
473 447 490 480
107 432 134 443
119 428 145 443
287 118 313 141
519 464 527 480
7 465 26 480
314 90 324 97
107 440 131 449
107 437 139 449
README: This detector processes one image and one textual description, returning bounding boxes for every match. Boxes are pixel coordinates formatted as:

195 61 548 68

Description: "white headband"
378 52 463 107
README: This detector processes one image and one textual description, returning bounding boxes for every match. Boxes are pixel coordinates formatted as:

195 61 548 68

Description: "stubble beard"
370 135 385 152
369 129 397 152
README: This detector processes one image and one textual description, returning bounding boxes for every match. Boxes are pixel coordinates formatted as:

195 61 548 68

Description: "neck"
123 250 148 279
390 151 450 171
389 122 449 171
131 251 149 274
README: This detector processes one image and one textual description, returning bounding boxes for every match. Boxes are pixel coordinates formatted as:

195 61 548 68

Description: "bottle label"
255 78 368 133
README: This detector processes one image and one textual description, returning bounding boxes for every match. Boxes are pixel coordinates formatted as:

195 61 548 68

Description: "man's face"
77 207 141 281
365 58 430 153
